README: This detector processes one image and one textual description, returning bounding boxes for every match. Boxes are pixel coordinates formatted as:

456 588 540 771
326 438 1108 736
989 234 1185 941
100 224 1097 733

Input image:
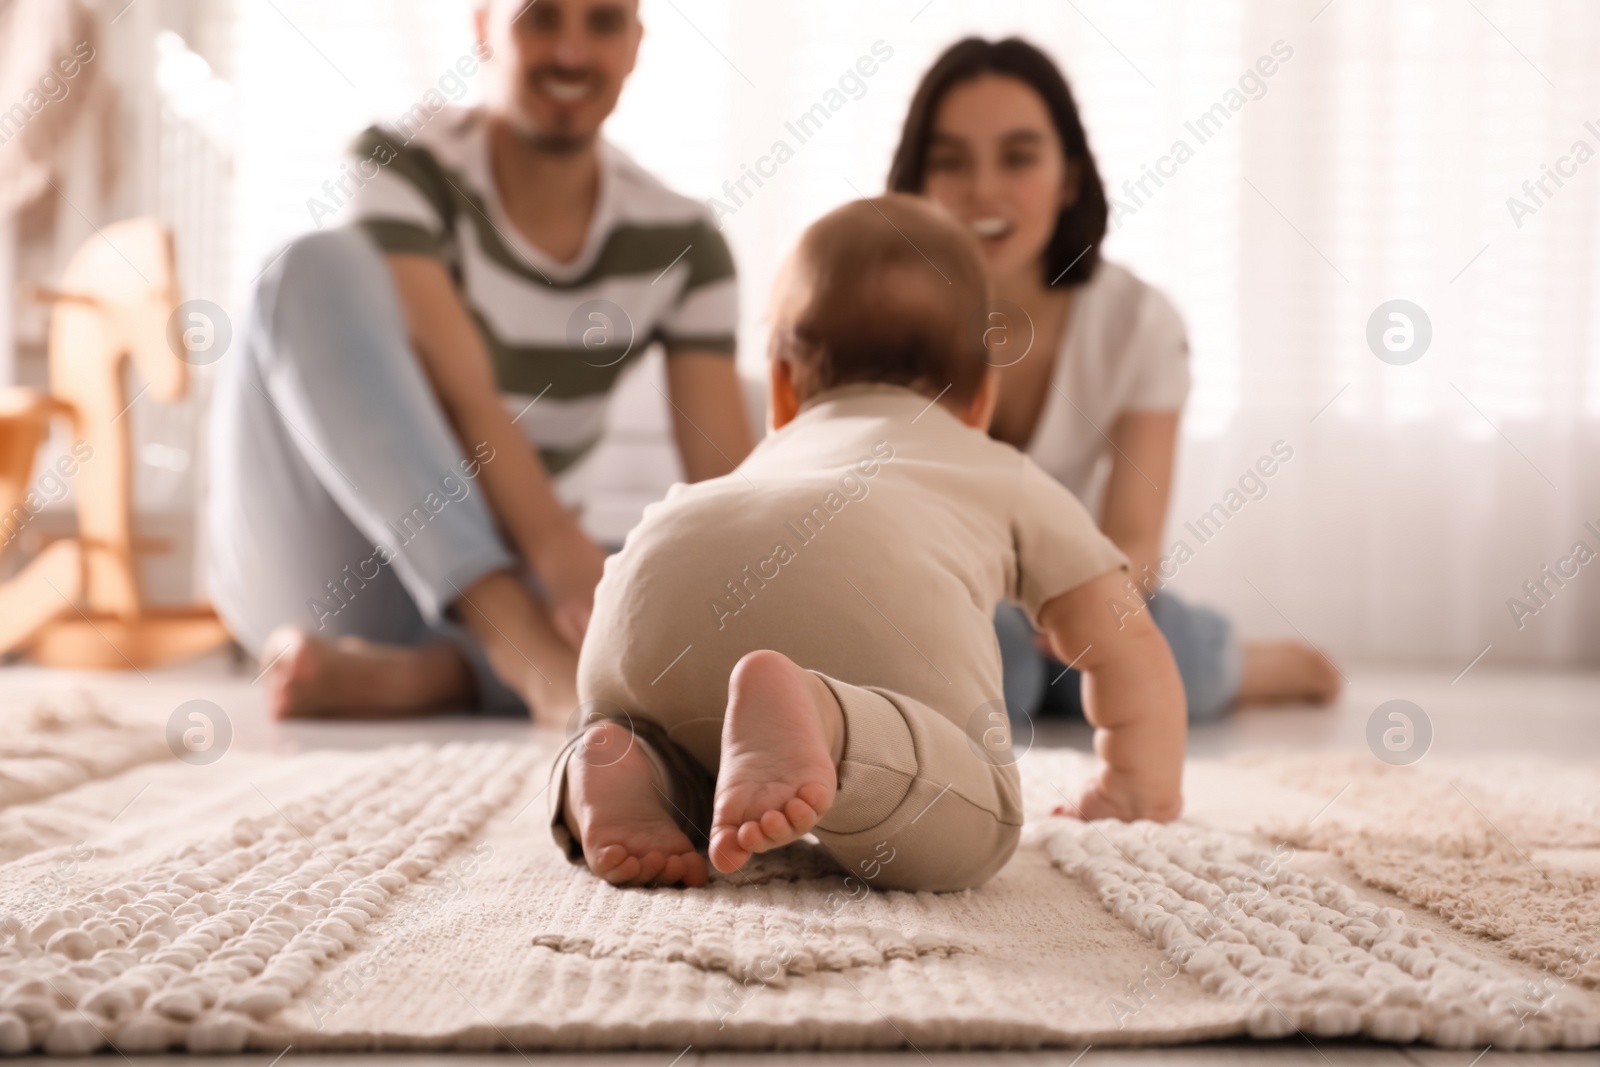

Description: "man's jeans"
206 228 524 713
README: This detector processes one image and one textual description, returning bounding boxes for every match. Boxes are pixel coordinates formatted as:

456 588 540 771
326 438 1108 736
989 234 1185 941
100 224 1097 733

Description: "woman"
888 37 1339 720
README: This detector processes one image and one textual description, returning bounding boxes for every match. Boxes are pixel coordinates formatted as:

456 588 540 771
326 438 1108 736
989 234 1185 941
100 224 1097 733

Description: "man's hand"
532 520 607 650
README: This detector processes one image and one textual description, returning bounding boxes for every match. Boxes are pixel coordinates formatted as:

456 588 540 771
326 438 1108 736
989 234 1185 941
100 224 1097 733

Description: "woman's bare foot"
709 650 843 874
1235 639 1343 708
563 721 708 887
260 626 474 720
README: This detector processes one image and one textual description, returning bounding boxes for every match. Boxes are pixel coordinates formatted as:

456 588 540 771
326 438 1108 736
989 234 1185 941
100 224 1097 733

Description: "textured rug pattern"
0 743 530 1054
0 709 1597 1055
1041 819 1599 1050
1237 753 1600 992
530 862 978 984
0 695 168 816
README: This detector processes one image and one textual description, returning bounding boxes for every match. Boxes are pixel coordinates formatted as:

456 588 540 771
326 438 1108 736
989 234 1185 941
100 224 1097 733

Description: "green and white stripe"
340 108 737 475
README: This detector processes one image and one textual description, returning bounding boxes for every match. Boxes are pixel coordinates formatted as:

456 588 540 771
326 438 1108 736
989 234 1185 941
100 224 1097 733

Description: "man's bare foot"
563 721 708 887
709 650 842 874
1236 639 1343 708
260 627 474 720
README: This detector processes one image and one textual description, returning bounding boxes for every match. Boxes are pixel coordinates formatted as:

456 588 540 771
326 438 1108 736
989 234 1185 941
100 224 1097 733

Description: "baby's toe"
659 851 704 887
758 808 795 842
781 796 821 834
796 782 833 817
680 852 710 888
593 847 641 885
635 851 669 884
709 827 749 873
590 844 628 875
736 818 775 853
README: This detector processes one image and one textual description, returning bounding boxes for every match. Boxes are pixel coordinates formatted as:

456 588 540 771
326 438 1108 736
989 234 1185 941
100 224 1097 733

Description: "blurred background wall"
2 0 1597 669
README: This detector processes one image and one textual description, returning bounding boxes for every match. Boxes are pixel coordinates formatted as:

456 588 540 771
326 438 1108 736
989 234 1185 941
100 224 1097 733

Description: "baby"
552 195 1185 892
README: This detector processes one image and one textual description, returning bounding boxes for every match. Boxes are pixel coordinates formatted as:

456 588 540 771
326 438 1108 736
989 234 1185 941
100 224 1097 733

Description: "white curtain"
224 0 1600 667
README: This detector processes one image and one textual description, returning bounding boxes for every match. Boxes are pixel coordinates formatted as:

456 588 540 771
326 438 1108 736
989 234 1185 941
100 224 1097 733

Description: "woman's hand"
532 519 607 651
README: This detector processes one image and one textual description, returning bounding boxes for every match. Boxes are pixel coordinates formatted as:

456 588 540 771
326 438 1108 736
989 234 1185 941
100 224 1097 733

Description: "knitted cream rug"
1 698 1598 1056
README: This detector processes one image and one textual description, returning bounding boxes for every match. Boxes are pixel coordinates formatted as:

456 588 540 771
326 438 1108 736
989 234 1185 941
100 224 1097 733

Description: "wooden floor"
6 657 1598 1064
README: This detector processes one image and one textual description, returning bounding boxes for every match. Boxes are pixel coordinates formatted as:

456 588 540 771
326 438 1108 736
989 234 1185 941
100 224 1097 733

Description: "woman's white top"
1023 260 1190 514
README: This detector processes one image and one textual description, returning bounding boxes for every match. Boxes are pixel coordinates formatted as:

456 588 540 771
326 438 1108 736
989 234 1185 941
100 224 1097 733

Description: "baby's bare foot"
709 650 841 874
565 721 708 888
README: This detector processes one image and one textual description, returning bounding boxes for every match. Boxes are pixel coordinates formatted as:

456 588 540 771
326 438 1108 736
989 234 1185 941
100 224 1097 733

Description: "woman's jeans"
205 228 525 713
995 593 1240 722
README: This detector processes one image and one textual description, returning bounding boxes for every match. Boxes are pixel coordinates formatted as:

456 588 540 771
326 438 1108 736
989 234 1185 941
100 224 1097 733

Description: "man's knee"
250 228 403 382
258 228 391 338
267 228 383 295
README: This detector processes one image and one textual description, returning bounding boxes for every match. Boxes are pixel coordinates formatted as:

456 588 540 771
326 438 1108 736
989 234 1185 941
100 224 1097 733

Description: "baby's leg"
710 651 1022 892
553 716 713 888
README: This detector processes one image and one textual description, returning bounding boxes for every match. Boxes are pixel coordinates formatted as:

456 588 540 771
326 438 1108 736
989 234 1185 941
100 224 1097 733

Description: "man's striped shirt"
339 107 737 476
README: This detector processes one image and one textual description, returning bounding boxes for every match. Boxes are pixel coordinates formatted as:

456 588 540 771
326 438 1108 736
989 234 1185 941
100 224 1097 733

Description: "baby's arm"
1037 569 1186 822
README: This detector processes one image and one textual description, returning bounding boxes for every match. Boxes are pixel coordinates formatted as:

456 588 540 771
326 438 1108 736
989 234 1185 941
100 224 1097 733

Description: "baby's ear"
769 358 802 431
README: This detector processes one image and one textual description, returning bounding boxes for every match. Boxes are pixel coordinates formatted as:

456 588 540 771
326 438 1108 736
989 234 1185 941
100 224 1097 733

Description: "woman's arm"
1098 409 1179 595
663 352 754 481
386 253 605 648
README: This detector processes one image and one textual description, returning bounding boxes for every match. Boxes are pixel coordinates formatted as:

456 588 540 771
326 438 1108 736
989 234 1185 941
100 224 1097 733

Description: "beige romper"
554 384 1127 892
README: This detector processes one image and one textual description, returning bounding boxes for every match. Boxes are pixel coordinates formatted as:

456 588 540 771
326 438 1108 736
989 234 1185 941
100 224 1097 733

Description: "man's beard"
504 106 593 155
505 66 599 155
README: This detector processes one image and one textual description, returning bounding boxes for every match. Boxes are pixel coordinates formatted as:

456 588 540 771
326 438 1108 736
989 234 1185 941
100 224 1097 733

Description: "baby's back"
577 384 1122 772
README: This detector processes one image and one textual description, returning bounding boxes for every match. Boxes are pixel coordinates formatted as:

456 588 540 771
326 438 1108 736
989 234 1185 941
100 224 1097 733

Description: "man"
207 0 752 722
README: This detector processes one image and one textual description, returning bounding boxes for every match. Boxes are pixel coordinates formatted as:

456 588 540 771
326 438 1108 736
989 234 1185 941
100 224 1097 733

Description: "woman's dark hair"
887 37 1107 288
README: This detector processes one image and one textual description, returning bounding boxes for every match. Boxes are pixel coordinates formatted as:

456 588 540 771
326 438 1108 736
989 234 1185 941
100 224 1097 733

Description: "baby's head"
768 195 994 427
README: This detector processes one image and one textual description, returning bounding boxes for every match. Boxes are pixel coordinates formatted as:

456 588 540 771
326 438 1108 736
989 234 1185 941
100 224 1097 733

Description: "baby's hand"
1038 571 1187 827
1054 775 1181 824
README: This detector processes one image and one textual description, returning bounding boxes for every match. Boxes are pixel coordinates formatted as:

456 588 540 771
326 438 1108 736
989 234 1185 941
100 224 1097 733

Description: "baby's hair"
772 195 991 406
